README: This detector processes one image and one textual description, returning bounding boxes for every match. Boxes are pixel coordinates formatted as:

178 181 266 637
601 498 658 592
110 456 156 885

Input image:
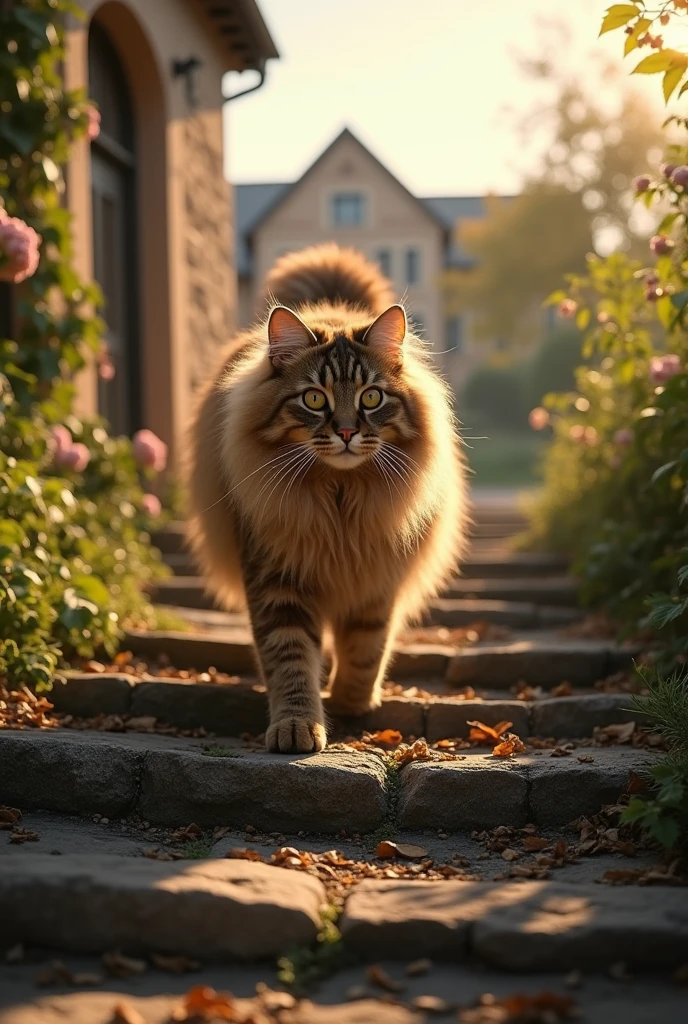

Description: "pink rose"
528 407 549 431
649 354 682 386
50 425 72 453
133 429 168 472
57 442 90 472
0 209 41 284
557 299 577 319
86 105 101 142
141 493 161 517
614 428 634 447
98 357 116 381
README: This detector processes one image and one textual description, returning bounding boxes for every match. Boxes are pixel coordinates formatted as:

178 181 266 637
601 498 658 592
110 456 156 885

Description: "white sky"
223 0 668 196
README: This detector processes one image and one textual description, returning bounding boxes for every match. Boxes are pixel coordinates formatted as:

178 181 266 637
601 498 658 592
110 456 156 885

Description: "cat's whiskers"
198 445 298 513
254 446 310 509
278 449 317 519
378 443 417 488
259 445 314 516
372 450 404 503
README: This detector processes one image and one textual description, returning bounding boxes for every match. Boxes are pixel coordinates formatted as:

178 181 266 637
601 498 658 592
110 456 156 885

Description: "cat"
185 243 467 753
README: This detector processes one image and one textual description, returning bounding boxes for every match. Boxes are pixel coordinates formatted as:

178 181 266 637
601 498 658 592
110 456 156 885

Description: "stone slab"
388 644 454 679
459 553 569 578
340 879 688 969
139 748 388 833
397 755 529 831
130 679 269 736
446 638 633 689
151 577 217 610
427 599 539 629
425 700 530 742
532 693 644 739
527 748 651 825
47 674 134 716
124 630 257 674
0 854 324 959
325 696 426 739
0 731 139 818
445 576 578 606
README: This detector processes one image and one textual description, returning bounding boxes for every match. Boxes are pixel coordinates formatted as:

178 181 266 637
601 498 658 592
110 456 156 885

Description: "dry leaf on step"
467 720 513 744
492 734 526 756
369 729 402 745
102 951 147 978
366 964 406 992
109 1002 146 1024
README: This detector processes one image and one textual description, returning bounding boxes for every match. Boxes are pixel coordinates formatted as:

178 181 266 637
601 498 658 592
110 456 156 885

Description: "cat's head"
258 303 419 471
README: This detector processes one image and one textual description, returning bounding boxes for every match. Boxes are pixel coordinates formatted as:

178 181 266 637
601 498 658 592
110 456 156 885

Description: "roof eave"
193 0 279 72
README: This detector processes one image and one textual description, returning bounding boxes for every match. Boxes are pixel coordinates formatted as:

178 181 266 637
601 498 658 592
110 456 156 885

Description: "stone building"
235 127 501 395
64 0 278 462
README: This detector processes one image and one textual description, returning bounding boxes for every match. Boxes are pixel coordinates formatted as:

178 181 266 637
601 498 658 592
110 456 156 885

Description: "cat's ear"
363 304 406 360
267 306 316 367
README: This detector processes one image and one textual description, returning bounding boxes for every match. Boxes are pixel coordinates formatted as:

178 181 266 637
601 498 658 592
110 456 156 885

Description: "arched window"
88 21 140 435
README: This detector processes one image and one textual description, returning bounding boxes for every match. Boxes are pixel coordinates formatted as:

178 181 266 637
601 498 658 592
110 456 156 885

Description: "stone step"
340 879 688 970
149 580 581 630
445 576 578 606
459 552 569 578
123 628 635 689
0 729 655 832
0 854 324 960
49 672 644 741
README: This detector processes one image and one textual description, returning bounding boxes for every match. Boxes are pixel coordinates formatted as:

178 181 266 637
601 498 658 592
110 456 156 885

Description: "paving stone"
445 576 578 606
532 693 644 739
139 748 388 833
460 553 569 578
0 854 324 959
389 644 454 679
151 577 216 610
130 679 269 736
325 696 426 739
427 599 539 629
445 638 630 689
0 731 139 818
425 700 530 742
151 522 186 555
49 673 134 716
340 879 688 969
124 630 257 674
473 881 688 970
397 755 529 831
528 748 651 825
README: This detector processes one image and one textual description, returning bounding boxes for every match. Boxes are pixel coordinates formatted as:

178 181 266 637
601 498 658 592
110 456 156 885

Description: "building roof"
193 0 279 71
234 130 509 276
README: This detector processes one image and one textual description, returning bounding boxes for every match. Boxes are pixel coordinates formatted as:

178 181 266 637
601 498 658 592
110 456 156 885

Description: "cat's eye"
303 389 327 411
360 388 382 410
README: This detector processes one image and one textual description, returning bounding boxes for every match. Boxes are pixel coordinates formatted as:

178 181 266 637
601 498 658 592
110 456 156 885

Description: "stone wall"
184 110 235 392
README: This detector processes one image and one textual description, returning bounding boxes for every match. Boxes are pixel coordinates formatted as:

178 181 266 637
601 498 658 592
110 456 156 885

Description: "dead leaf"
459 990 578 1023
594 721 636 744
577 755 595 763
9 827 38 843
375 841 398 859
369 729 403 745
82 660 106 673
551 681 573 697
102 951 147 978
109 1002 146 1024
0 806 21 825
412 994 456 1013
366 964 406 993
627 771 647 794
255 984 296 1011
550 745 574 757
523 837 550 852
467 720 513 744
172 985 236 1021
152 953 200 974
501 848 521 862
35 961 103 987
493 734 526 756
226 847 264 862
405 958 432 976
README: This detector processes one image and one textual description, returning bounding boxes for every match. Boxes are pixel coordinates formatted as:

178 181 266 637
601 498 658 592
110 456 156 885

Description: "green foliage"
462 364 528 430
600 3 688 103
521 327 582 412
0 0 105 413
277 906 349 995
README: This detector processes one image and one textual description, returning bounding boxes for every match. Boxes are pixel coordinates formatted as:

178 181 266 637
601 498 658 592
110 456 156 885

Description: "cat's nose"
336 426 358 444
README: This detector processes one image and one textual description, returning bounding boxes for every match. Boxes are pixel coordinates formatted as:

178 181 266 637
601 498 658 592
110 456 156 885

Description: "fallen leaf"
226 847 264 862
151 953 200 974
459 990 578 1023
173 984 236 1021
467 720 513 744
405 958 432 976
577 755 595 763
551 681 573 697
627 771 647 794
411 994 456 1013
369 729 403 745
366 964 406 993
550 745 574 757
109 1002 146 1024
82 660 106 673
102 951 147 978
255 984 296 1011
594 721 636 744
35 961 103 987
523 837 550 852
501 848 521 862
493 734 526 756
0 806 21 825
9 827 39 843
375 841 398 859
395 843 429 860
600 869 644 884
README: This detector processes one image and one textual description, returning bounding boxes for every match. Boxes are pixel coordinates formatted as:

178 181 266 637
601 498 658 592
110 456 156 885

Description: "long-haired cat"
186 243 467 753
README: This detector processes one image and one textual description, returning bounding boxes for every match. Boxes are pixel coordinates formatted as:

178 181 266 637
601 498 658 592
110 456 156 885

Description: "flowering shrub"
0 209 40 284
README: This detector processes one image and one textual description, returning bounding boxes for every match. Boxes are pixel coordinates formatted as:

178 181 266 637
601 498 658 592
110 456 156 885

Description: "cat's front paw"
266 716 327 753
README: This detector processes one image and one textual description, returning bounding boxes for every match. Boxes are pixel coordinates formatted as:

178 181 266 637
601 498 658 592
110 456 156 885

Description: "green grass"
463 429 546 487
180 836 215 859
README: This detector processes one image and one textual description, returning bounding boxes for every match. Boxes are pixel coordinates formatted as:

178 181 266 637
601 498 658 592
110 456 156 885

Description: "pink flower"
614 428 634 447
0 209 41 284
86 105 101 142
661 162 676 180
50 425 72 453
569 424 586 442
650 234 674 256
634 175 651 193
557 299 578 319
649 354 682 386
584 426 598 447
133 429 168 472
141 493 161 517
528 407 549 431
56 442 90 472
98 357 116 381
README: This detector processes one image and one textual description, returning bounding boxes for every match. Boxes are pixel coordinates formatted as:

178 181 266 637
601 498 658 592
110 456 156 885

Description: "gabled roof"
235 182 288 275
244 127 450 240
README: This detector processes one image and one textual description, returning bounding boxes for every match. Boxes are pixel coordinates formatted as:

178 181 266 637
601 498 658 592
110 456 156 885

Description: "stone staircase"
1 494 686 1023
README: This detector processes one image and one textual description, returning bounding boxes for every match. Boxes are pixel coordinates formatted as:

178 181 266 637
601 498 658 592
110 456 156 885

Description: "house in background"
235 128 506 396
62 0 277 463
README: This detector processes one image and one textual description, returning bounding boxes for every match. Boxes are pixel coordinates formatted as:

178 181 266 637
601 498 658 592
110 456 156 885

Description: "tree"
443 52 665 349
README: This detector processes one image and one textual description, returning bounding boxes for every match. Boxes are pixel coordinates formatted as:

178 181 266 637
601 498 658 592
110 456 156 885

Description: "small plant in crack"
277 905 353 994
364 757 402 851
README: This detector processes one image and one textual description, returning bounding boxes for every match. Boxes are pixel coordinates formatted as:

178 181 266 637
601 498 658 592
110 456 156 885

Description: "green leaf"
656 295 675 329
658 211 681 234
649 815 681 849
599 5 641 37
576 308 591 330
670 290 688 310
663 65 686 104
633 51 682 75
677 565 688 586
71 574 110 607
651 461 678 484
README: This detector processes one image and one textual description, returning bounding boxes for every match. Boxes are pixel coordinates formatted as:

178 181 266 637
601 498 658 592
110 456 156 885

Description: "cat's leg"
328 605 397 716
243 558 326 753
